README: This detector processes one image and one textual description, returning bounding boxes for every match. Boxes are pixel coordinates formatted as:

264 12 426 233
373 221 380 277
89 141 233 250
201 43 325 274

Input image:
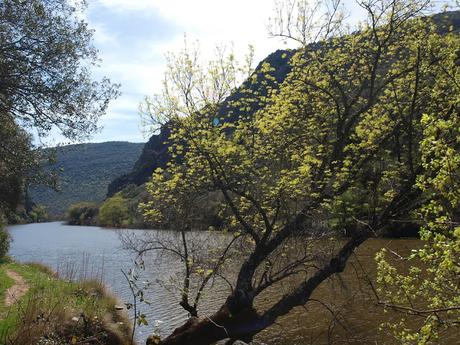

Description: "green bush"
0 225 10 260
98 195 129 227
67 202 99 225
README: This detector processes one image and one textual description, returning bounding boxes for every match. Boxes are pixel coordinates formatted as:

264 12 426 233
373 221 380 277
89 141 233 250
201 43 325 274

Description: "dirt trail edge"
4 270 29 307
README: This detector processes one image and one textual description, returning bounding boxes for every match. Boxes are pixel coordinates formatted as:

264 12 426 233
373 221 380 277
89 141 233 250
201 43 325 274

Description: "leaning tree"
130 1 460 344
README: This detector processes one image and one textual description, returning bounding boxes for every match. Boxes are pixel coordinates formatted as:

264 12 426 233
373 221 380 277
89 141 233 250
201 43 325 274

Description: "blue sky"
52 0 369 145
78 0 290 144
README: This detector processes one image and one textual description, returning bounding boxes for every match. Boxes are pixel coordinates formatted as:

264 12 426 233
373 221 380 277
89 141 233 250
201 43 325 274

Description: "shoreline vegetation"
0 258 133 345
65 199 421 238
2 1 458 343
65 186 224 232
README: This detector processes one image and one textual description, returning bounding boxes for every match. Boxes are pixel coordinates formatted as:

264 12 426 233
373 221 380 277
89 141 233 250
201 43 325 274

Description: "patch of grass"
23 262 58 278
0 268 14 311
0 261 132 345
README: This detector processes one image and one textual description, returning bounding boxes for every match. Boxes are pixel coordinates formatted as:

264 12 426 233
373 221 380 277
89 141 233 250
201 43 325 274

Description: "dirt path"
4 270 29 307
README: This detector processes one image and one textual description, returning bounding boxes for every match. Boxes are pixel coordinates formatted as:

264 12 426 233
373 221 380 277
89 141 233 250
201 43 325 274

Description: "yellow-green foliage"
142 13 460 239
376 29 460 344
139 4 460 343
99 194 129 227
0 262 131 345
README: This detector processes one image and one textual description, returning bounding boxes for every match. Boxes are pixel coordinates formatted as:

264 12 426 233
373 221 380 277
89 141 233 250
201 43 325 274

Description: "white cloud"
92 22 118 46
95 1 291 61
86 0 367 143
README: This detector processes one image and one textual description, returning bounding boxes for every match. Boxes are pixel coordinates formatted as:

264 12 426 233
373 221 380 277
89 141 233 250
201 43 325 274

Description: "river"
6 222 455 345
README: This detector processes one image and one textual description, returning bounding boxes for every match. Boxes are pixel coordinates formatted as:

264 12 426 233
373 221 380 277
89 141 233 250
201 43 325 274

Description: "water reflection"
7 222 457 345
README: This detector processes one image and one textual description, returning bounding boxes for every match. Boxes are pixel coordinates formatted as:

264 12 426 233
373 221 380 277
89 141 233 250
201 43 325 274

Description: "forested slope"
30 142 144 218
108 10 460 197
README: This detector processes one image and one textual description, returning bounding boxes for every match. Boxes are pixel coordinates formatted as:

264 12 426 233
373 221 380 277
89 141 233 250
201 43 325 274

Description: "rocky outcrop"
107 49 296 196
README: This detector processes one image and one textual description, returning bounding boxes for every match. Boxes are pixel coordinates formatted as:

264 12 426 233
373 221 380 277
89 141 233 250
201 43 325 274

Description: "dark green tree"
0 0 120 140
0 0 119 256
0 113 36 214
0 112 37 257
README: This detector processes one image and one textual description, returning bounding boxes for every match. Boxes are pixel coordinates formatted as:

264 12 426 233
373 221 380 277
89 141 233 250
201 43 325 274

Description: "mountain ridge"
108 10 460 197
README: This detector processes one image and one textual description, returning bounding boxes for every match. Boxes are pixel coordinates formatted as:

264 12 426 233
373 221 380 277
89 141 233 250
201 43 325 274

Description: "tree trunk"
153 306 262 345
149 233 370 345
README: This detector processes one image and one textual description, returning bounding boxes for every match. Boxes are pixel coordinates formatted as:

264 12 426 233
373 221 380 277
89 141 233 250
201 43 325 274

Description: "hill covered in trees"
30 142 144 218
102 11 460 233
108 10 460 198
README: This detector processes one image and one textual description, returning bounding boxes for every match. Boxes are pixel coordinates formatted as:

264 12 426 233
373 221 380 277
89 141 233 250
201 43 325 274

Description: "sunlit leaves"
140 2 460 340
376 26 460 344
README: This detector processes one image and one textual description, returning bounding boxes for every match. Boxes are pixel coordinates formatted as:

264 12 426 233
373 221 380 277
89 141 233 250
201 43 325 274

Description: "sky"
63 0 366 144
42 0 455 145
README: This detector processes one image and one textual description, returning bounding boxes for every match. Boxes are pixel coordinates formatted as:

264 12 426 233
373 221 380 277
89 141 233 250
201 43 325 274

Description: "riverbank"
0 258 133 345
8 222 435 344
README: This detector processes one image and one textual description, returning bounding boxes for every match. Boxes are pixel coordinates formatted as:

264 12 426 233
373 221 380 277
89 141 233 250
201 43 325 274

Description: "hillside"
30 141 144 218
103 10 460 233
107 48 296 196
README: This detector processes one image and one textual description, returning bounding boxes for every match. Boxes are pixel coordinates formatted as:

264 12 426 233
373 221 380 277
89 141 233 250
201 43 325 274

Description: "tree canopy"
0 0 119 255
0 0 120 140
127 1 460 344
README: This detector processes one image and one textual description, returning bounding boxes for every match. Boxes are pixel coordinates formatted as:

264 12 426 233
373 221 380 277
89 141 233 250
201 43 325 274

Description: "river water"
6 222 456 345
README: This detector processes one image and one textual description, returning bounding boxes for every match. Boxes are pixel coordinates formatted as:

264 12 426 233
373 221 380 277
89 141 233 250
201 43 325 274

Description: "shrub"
67 202 99 225
98 195 129 227
0 222 10 260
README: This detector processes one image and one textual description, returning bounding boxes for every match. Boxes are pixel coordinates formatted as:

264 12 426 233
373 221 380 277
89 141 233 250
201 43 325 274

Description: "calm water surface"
7 222 455 345
7 222 184 342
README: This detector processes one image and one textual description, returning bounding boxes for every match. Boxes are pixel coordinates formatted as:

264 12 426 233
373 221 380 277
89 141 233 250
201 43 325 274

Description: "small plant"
122 261 152 345
0 226 11 260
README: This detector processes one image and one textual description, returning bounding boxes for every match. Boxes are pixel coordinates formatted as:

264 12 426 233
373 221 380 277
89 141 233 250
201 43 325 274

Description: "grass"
0 260 133 345
0 267 14 311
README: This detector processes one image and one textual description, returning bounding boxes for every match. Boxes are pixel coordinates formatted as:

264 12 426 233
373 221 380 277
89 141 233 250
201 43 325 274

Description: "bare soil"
4 270 29 307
